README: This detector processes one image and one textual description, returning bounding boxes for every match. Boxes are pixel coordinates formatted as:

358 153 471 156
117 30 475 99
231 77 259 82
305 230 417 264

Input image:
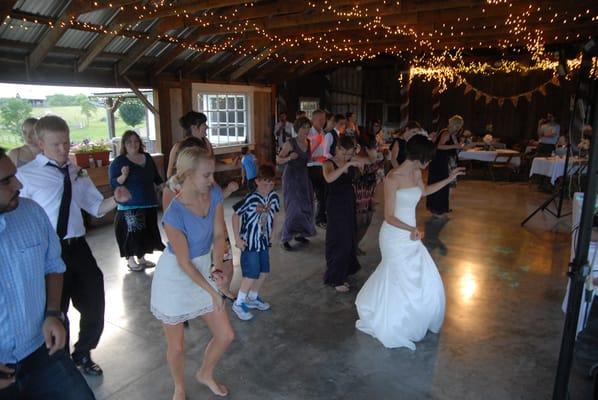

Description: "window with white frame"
198 93 249 147
299 98 320 119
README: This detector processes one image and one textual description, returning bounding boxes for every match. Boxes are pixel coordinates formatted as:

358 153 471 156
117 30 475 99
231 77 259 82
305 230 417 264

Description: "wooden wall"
410 72 574 145
280 66 577 146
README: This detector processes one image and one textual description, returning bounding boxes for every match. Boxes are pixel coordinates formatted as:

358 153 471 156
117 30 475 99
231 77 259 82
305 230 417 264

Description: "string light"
0 0 595 70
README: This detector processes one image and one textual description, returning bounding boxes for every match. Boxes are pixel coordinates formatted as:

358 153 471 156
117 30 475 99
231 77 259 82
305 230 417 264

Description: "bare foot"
196 371 228 397
172 387 185 400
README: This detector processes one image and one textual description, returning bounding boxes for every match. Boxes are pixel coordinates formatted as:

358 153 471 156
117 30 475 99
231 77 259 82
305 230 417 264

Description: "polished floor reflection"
67 180 592 399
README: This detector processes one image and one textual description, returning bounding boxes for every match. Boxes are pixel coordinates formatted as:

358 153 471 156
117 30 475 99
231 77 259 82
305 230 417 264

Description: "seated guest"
536 113 560 156
7 118 40 167
0 148 95 400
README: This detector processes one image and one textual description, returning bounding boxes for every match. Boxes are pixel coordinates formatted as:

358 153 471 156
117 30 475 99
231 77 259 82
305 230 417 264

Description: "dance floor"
70 180 591 399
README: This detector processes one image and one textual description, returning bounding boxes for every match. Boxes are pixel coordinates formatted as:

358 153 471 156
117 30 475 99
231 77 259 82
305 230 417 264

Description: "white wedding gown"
355 187 446 350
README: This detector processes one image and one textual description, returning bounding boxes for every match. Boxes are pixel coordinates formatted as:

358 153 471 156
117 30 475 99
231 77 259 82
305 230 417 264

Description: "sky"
0 83 136 99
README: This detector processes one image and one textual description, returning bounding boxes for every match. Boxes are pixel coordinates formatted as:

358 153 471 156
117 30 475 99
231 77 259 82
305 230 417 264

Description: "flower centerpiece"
71 139 112 168
482 134 494 151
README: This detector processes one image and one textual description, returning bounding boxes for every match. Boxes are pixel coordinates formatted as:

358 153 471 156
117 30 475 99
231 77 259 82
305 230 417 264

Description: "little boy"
231 164 280 320
240 146 257 192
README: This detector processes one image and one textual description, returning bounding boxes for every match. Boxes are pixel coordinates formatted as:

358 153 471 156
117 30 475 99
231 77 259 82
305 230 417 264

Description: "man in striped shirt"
0 148 95 399
231 164 280 321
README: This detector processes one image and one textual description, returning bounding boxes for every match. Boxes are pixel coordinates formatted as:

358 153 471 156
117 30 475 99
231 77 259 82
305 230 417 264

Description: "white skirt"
150 250 217 325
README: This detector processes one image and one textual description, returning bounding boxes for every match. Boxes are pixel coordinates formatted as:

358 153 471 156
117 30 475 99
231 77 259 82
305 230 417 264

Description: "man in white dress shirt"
274 111 295 153
17 116 130 376
323 114 347 160
307 109 328 228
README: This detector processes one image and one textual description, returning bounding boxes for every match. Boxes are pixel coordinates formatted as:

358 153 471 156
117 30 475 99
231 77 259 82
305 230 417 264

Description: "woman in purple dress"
277 117 316 251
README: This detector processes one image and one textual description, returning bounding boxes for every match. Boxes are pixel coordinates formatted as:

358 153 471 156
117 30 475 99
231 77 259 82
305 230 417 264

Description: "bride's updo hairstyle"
173 147 214 186
406 134 436 164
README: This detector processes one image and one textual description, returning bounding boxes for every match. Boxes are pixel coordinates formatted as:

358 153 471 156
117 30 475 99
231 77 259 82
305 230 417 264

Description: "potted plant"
71 140 112 168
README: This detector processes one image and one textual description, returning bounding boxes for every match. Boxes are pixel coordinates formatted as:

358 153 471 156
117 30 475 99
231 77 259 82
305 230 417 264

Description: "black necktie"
46 163 72 239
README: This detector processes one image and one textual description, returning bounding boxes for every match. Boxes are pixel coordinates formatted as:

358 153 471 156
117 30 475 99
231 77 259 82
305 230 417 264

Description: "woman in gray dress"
277 116 316 251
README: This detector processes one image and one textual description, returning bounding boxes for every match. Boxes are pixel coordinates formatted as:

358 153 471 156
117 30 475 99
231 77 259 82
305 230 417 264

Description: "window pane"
218 111 226 123
237 111 244 123
236 97 244 110
238 126 245 138
227 96 235 109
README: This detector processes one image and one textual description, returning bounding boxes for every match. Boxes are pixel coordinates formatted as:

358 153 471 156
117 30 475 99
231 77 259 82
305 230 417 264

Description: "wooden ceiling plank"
77 1 147 73
229 47 272 80
27 0 88 70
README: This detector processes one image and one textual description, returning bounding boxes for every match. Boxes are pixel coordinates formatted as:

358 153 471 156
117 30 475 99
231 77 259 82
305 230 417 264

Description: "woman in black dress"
323 135 363 292
426 115 464 218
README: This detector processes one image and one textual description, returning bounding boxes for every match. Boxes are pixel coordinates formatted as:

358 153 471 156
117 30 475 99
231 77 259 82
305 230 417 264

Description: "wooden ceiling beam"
155 0 382 34
76 1 146 73
27 0 88 70
117 37 156 75
135 0 251 22
207 53 246 79
150 28 207 76
229 47 272 80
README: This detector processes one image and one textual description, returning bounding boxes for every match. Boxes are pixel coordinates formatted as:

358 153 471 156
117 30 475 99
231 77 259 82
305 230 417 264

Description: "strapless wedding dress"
355 187 445 349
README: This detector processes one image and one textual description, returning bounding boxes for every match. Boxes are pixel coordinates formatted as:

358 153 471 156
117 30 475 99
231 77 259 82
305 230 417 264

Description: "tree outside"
118 99 146 127
0 98 32 135
79 97 97 126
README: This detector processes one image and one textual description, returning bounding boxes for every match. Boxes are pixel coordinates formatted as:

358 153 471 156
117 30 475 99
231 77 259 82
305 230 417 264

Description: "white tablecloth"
529 156 587 185
562 193 598 336
458 149 521 167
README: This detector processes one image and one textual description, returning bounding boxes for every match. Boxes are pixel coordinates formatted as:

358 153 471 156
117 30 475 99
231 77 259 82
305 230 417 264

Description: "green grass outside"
0 106 147 150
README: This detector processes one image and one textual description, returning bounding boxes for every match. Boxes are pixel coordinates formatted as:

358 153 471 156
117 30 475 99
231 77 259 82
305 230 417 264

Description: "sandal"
140 259 156 268
334 285 350 293
127 260 144 272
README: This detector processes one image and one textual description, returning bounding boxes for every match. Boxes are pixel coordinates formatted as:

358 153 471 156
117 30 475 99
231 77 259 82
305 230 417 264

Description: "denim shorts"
240 248 270 279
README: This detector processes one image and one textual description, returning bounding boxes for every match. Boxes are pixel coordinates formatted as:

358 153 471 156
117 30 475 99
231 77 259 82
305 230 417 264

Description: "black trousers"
60 237 105 357
308 165 327 224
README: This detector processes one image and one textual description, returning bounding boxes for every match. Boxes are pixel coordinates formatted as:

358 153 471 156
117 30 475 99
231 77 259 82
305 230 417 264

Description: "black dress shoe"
73 354 103 376
281 242 293 251
294 236 310 244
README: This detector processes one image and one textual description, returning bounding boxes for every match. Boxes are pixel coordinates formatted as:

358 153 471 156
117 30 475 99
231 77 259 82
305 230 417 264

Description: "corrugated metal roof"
104 36 138 54
56 28 99 49
12 0 67 18
179 48 196 61
77 8 118 25
130 19 158 33
144 41 171 57
0 19 48 43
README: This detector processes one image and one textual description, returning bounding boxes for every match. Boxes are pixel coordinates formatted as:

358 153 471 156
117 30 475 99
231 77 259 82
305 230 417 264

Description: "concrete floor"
68 180 593 399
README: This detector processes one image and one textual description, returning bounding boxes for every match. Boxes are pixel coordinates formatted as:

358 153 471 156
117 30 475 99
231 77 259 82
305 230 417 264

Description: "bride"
355 134 464 349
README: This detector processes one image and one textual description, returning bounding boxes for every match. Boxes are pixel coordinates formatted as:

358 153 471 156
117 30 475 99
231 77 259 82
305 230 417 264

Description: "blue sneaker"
245 296 271 311
232 302 254 321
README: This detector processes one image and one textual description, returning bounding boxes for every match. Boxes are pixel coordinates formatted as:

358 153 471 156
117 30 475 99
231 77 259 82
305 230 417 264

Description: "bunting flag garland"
461 75 560 107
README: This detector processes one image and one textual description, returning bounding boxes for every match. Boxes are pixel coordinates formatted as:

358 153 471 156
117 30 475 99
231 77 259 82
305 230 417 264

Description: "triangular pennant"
550 76 560 86
498 98 505 107
475 91 483 101
525 92 533 102
510 97 519 107
538 84 547 95
464 84 473 94
485 95 493 105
